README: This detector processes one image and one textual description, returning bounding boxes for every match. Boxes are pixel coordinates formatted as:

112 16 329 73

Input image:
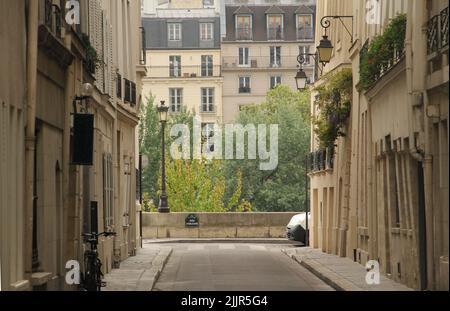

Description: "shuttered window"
103 153 114 229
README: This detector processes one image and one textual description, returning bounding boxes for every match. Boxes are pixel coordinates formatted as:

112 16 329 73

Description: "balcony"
236 28 253 41
147 65 222 79
308 147 335 174
222 56 312 70
267 27 284 41
427 6 449 79
200 105 217 114
239 87 251 94
297 26 314 41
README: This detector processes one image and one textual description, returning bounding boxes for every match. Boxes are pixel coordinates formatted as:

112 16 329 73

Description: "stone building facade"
142 1 224 129
309 0 448 291
0 0 144 291
222 0 317 123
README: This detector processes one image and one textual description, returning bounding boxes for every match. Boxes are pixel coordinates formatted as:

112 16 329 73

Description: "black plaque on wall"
71 113 94 166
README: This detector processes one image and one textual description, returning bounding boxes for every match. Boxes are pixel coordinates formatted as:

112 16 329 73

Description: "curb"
149 247 173 291
145 238 300 245
281 249 360 291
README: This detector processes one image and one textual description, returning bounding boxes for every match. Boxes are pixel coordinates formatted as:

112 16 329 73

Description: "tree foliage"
223 85 311 212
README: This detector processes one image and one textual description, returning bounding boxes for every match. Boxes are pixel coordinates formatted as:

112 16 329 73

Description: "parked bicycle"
80 231 116 291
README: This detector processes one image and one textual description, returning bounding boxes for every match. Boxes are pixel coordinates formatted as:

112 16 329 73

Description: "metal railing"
308 147 335 173
236 27 253 41
200 104 217 114
147 65 222 78
297 26 314 40
267 27 284 40
222 56 313 69
427 6 449 56
43 0 63 39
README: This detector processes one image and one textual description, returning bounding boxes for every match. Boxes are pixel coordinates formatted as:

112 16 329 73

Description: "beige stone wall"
142 213 298 239
310 0 449 290
142 49 224 124
0 0 28 291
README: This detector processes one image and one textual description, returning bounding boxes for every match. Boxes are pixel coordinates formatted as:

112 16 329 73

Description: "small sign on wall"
185 214 200 228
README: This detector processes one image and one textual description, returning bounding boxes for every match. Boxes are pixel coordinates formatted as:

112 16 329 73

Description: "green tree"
223 85 311 212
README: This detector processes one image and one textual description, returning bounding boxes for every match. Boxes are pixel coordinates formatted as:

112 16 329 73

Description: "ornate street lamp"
317 16 354 66
316 35 334 66
157 100 170 213
295 68 308 91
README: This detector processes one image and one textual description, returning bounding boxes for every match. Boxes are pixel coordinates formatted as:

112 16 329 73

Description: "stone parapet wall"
142 212 298 239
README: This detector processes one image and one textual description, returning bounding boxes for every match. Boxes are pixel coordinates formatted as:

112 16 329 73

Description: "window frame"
239 76 251 93
168 23 182 41
267 14 284 41
296 14 313 40
169 88 183 113
201 55 214 77
169 55 182 77
201 88 215 113
270 46 282 67
238 47 250 67
235 14 253 40
200 23 214 41
270 76 282 89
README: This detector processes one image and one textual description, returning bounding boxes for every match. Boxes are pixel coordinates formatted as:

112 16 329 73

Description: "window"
270 46 281 67
169 56 181 77
239 76 251 93
299 46 310 64
169 88 183 112
203 0 214 7
270 76 282 89
297 14 313 40
168 23 182 41
201 55 214 77
201 123 215 154
267 14 283 40
200 23 214 41
201 88 215 112
236 15 252 40
103 153 114 229
239 47 249 66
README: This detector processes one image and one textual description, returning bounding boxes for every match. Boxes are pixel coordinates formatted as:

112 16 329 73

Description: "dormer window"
267 14 284 41
297 14 313 40
235 15 253 41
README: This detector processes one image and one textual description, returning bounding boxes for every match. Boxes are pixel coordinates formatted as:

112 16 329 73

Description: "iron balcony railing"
308 147 335 173
297 26 314 40
42 0 63 39
267 27 284 41
147 65 222 78
222 56 313 70
427 6 449 56
200 104 217 114
235 27 253 41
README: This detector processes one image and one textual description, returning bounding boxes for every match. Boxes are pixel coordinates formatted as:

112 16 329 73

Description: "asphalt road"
152 243 334 291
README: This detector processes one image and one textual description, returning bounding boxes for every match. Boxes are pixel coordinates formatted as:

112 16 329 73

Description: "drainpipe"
405 1 434 289
24 0 39 280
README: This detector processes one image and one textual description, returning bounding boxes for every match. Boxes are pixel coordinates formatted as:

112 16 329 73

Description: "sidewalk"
282 247 413 291
103 245 172 291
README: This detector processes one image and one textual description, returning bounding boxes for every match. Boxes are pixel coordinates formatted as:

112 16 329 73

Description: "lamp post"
296 53 321 91
157 101 170 213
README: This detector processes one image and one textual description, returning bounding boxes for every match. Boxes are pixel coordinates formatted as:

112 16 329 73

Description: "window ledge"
31 272 53 287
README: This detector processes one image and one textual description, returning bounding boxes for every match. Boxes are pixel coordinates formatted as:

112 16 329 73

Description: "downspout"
405 1 434 289
24 0 39 280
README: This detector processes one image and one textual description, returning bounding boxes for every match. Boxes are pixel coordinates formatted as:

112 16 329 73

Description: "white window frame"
270 46 282 67
238 47 250 67
169 55 181 77
200 23 214 41
168 23 182 41
201 88 215 113
235 14 253 40
169 88 183 112
267 14 284 41
296 14 313 40
299 46 311 65
239 76 251 93
201 55 214 77
270 76 282 89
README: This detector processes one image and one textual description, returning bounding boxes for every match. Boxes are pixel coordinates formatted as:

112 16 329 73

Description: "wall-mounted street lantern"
295 53 322 91
317 15 354 66
157 100 170 213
